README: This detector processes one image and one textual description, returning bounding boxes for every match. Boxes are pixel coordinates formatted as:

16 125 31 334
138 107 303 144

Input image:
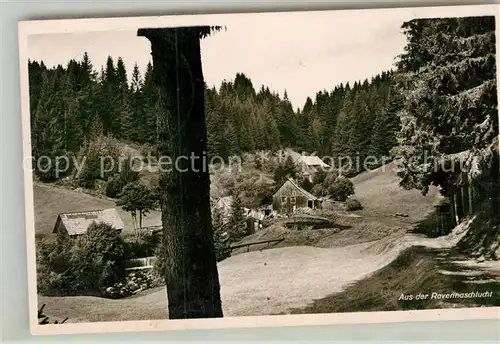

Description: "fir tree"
393 16 497 198
228 195 247 243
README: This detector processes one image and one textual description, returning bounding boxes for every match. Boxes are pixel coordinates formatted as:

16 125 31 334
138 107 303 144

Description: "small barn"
273 178 320 214
52 208 125 237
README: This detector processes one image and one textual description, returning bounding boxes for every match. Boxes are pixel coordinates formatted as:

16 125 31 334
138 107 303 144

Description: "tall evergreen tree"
393 16 498 198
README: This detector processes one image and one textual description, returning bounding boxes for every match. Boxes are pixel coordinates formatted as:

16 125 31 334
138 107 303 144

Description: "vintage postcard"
18 4 499 335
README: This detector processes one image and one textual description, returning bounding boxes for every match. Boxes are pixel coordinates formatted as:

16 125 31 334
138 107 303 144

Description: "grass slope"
351 162 440 219
33 183 162 235
289 246 499 314
236 162 441 252
36 162 459 322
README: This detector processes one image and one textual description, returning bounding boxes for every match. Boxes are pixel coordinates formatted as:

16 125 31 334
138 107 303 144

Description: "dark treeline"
28 53 400 170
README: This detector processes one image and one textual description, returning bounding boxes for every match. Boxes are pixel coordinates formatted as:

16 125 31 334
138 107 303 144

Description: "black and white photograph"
18 4 499 335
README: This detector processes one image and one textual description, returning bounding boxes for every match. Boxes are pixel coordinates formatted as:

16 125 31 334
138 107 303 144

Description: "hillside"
36 162 497 322
40 216 498 323
38 240 404 322
350 162 441 218
233 162 441 252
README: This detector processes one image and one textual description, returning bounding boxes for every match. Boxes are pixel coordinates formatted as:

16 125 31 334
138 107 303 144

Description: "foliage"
345 198 363 211
123 232 160 259
38 304 68 325
274 155 299 186
393 16 498 199
37 222 126 296
228 195 247 243
310 170 352 200
117 183 156 234
152 239 168 280
328 176 355 202
300 178 313 192
212 205 232 262
74 135 121 188
28 56 399 179
312 169 328 186
105 155 140 198
310 183 324 197
217 167 275 208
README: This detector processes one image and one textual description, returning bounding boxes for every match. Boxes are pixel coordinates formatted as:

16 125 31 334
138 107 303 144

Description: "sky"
27 10 411 110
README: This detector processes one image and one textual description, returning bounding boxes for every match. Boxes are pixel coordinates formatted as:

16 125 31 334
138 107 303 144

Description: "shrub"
152 240 167 280
328 176 355 202
345 198 363 211
312 169 328 186
311 184 325 197
212 205 231 262
74 136 121 188
105 155 140 198
124 232 160 259
323 171 339 188
34 151 74 182
300 178 313 192
273 155 298 186
37 222 126 296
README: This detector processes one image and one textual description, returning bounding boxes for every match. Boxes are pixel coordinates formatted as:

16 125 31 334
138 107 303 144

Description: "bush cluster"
124 232 160 259
310 171 355 202
37 222 126 296
345 198 363 211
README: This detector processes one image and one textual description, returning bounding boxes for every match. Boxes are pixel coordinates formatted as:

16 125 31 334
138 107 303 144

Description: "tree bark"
138 27 223 319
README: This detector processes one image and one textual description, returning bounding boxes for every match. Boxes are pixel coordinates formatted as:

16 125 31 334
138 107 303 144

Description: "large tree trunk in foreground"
138 27 223 319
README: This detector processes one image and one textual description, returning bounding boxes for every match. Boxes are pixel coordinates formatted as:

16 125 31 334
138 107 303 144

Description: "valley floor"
36 162 498 323
38 218 499 323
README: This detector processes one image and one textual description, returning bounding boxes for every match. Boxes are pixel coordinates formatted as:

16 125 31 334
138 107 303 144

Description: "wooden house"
52 208 124 237
284 149 330 182
272 178 320 214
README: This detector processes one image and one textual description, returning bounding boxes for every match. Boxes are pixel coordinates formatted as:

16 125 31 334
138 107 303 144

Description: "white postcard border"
18 3 500 336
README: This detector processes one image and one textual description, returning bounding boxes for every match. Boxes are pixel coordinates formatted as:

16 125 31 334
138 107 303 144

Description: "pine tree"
211 205 231 262
228 195 247 243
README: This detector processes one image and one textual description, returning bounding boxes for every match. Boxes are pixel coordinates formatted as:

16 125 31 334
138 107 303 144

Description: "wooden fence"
230 238 284 252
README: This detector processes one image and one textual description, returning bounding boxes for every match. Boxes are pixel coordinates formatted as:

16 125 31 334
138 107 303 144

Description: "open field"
38 240 406 322
39 216 498 323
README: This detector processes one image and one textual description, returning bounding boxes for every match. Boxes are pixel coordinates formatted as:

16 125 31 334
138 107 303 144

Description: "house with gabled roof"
272 178 321 214
283 148 330 182
52 208 125 237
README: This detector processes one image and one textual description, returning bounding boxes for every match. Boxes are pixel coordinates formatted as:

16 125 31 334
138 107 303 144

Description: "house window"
290 197 296 204
281 196 287 203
